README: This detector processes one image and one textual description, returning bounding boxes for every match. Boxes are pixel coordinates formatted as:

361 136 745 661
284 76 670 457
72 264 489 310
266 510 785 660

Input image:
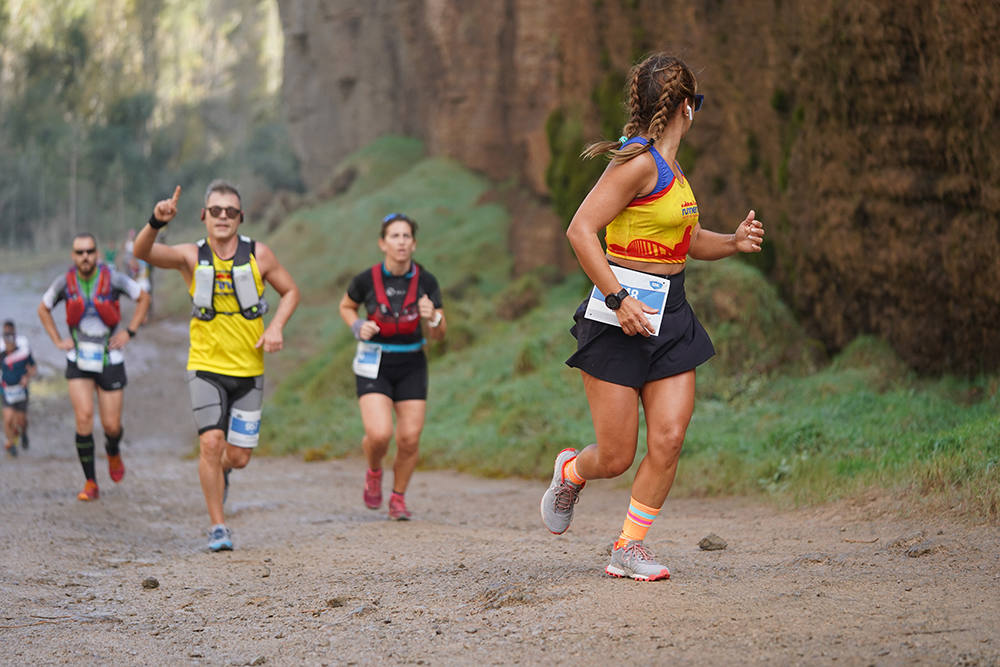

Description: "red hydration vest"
65 264 121 328
368 263 421 337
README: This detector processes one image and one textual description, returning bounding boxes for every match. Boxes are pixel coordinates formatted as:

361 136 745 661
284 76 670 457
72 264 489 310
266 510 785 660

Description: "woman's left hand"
418 295 436 320
734 210 765 253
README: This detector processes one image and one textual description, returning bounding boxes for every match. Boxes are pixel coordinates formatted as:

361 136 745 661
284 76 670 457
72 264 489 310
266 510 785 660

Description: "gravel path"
1 308 997 666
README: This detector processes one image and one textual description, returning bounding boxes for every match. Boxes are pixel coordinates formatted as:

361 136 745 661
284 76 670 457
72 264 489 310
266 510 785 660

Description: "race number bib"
584 265 670 336
228 408 262 448
3 384 26 404
75 340 105 372
352 342 382 379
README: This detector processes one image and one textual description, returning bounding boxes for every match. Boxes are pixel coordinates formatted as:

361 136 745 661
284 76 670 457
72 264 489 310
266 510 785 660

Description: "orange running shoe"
77 479 99 501
108 454 125 483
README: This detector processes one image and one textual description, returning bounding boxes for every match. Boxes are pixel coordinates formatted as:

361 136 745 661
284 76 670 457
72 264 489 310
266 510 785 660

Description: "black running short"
356 350 428 401
65 359 127 391
566 269 715 388
1 396 28 412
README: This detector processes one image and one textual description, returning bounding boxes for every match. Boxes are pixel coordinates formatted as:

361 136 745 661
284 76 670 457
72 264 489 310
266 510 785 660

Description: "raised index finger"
170 185 181 206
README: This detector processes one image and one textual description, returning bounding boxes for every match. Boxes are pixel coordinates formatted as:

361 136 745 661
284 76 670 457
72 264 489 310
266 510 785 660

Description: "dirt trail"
1 311 998 666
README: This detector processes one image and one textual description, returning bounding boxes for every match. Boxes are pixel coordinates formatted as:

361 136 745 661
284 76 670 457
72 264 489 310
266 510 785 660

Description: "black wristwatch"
604 288 630 311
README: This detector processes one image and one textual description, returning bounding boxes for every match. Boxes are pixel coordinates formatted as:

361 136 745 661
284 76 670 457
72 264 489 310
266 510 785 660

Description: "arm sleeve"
346 270 370 305
110 268 144 301
41 275 67 310
421 272 443 308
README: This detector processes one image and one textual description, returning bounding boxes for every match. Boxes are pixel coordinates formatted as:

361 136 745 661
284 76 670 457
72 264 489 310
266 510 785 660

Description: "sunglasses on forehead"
205 205 242 219
382 212 414 225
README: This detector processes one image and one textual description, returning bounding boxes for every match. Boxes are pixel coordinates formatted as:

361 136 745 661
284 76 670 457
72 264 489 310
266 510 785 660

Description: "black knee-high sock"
105 430 122 457
76 433 96 481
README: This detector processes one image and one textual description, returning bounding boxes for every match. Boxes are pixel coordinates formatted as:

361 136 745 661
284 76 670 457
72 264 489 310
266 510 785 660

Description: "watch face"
605 293 621 310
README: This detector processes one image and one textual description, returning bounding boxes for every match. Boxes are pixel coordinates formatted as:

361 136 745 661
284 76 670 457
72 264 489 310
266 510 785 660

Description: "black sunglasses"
693 94 704 112
73 247 97 256
206 205 242 219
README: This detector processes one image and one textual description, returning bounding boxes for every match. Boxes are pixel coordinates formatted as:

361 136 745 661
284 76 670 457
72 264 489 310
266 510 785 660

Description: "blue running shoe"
208 524 233 552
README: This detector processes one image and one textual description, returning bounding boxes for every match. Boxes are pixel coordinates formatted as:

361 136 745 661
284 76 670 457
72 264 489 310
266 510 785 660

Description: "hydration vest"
191 236 268 321
65 264 121 328
369 263 421 337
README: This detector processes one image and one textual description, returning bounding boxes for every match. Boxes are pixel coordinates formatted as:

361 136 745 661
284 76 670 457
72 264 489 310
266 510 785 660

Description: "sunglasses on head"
73 247 97 256
382 212 413 225
206 205 242 219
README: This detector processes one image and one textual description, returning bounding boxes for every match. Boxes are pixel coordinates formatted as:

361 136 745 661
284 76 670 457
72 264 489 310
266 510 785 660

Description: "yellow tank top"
187 244 265 376
605 140 699 264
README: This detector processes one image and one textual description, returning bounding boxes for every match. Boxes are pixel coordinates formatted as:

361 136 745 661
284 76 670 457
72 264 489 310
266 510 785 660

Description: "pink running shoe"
388 492 412 520
364 468 383 509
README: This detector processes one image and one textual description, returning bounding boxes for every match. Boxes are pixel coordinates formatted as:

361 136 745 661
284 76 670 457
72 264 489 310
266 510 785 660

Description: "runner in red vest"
339 213 446 520
37 233 150 501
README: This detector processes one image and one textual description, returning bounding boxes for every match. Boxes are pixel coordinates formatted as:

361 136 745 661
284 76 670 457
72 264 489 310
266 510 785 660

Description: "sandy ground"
1 293 998 665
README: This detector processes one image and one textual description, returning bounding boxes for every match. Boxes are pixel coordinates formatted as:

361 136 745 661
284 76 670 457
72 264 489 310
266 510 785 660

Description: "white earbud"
685 104 693 120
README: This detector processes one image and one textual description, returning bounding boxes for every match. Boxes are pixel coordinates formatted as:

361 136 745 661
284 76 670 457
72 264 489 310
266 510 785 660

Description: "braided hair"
582 54 698 164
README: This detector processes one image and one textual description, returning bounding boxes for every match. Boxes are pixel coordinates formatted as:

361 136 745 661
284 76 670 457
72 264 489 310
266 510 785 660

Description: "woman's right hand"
615 296 659 337
57 337 75 351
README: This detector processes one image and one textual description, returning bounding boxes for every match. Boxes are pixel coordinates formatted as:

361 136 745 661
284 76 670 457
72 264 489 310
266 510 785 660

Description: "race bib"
3 384 26 404
352 342 382 379
228 408 261 448
75 340 105 372
584 265 670 336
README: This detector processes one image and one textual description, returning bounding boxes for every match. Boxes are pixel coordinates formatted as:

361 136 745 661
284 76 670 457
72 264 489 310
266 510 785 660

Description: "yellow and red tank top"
605 138 699 264
187 245 265 376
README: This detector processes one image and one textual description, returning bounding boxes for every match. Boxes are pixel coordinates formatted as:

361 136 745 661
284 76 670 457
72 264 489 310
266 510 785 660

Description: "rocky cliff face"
277 0 999 374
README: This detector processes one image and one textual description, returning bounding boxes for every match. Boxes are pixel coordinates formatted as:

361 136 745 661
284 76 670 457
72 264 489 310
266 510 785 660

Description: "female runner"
340 213 446 520
540 53 764 580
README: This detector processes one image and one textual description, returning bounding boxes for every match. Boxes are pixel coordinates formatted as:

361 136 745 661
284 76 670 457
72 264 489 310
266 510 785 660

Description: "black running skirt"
565 269 714 388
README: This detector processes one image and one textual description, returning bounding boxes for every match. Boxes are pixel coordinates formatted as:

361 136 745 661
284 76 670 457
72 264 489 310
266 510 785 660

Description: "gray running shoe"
540 448 584 534
208 524 233 552
605 540 671 581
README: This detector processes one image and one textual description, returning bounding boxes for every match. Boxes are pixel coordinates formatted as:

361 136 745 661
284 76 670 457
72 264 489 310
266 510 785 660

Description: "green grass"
256 136 999 522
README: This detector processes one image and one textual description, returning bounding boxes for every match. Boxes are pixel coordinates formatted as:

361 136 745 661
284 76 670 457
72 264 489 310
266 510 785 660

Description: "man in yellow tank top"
133 180 300 552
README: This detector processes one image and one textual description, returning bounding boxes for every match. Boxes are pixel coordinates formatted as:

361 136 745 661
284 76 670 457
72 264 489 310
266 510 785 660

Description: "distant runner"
38 233 150 500
1 320 36 456
339 213 446 520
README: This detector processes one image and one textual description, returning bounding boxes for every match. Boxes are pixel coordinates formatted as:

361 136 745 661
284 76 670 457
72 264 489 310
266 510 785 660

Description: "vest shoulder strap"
371 263 420 311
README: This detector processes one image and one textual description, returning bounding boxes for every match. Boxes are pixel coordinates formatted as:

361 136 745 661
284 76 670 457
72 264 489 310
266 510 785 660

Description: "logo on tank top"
681 200 699 218
215 271 234 294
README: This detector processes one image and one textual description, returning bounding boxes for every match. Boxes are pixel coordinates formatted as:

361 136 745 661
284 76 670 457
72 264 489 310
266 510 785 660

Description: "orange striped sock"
562 455 586 486
615 497 661 549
